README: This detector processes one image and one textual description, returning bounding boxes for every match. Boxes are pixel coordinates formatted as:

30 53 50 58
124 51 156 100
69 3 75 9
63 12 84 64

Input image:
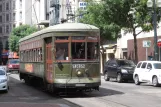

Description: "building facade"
0 0 50 47
49 0 88 25
117 23 161 62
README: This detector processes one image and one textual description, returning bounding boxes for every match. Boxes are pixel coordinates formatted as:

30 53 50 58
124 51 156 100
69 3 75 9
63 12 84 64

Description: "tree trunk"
133 28 138 64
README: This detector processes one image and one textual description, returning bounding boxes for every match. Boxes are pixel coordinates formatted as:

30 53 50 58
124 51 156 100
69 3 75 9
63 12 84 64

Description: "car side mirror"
147 67 152 70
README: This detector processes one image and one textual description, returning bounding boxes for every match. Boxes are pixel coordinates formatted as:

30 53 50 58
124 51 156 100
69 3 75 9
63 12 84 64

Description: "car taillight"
8 65 12 68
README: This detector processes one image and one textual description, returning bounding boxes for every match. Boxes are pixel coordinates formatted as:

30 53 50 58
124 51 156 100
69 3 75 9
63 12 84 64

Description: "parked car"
6 59 20 73
0 69 10 93
133 61 161 87
104 59 135 83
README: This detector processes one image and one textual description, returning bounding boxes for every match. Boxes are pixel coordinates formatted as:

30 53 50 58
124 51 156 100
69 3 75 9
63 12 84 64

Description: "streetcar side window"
87 42 99 59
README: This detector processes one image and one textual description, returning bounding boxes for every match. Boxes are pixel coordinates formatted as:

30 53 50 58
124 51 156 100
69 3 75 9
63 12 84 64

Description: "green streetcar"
19 23 101 93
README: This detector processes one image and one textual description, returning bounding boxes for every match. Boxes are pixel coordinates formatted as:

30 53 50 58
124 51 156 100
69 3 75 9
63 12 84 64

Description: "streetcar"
19 23 101 93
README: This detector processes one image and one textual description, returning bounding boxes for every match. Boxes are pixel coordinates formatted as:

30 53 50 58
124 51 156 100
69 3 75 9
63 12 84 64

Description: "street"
0 74 80 107
1 74 161 107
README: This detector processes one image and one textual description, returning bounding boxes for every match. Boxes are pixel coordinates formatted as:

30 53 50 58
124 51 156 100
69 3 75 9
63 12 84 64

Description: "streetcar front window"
55 43 69 60
71 42 85 60
71 36 85 60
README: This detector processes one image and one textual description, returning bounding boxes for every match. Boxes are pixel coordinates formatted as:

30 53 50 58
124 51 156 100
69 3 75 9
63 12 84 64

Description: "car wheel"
152 76 159 87
134 75 140 85
117 73 122 83
104 72 110 81
4 87 9 93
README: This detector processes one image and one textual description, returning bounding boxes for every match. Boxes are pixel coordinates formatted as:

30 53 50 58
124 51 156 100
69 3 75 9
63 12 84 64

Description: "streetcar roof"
19 23 99 42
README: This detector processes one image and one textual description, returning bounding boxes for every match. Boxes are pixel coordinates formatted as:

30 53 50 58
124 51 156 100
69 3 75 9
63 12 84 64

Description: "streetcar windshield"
55 36 99 61
71 36 99 61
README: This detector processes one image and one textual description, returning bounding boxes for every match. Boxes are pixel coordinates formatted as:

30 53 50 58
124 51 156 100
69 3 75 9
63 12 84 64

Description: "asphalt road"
0 75 81 107
64 77 161 107
2 74 161 107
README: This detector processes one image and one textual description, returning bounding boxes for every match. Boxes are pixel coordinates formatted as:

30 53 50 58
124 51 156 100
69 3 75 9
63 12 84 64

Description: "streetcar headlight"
76 69 82 76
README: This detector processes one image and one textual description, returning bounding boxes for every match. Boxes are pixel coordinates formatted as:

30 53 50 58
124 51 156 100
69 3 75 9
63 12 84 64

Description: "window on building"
13 1 15 9
13 13 16 21
19 0 22 9
10 24 12 32
0 26 2 33
46 14 49 20
6 2 9 10
0 5 2 12
19 12 22 20
6 14 9 21
0 16 2 22
20 23 22 26
13 24 16 28
6 25 9 33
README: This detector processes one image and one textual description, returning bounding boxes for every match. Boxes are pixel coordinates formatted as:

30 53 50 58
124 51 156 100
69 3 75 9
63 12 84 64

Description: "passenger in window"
56 47 65 60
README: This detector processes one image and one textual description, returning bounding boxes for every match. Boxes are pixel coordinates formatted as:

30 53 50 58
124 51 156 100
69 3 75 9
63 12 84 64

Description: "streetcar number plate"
72 64 85 69
75 84 85 87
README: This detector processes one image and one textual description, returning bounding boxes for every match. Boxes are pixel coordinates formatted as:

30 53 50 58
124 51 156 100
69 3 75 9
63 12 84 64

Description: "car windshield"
0 70 5 75
118 60 135 67
153 63 161 69
9 59 19 64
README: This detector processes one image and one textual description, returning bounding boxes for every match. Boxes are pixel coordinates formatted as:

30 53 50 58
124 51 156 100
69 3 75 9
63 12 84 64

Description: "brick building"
128 36 161 62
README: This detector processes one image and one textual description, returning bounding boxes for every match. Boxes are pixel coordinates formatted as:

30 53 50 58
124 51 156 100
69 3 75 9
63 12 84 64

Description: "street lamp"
147 0 161 61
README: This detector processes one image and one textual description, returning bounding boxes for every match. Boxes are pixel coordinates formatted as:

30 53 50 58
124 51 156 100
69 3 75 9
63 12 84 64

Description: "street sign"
143 40 151 48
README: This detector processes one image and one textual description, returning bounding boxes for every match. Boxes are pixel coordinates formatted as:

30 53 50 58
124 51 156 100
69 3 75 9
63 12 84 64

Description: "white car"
0 69 10 92
133 61 161 87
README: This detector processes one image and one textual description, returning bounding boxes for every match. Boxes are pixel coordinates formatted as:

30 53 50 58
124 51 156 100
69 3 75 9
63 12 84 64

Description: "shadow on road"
57 87 124 98
108 79 134 84
7 76 124 99
0 77 81 107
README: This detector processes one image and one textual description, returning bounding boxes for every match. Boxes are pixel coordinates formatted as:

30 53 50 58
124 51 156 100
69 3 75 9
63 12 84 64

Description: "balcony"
50 0 59 7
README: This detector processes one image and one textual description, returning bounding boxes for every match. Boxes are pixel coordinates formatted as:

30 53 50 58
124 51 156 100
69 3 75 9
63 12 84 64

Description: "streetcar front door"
45 37 53 83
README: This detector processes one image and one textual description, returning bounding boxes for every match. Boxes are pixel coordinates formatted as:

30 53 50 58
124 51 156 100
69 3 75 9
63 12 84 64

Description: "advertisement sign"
25 64 33 73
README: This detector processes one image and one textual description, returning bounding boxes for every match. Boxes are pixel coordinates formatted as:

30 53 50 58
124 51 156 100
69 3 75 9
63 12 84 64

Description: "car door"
109 60 118 78
106 61 113 77
145 63 153 82
104 60 110 76
140 62 147 82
